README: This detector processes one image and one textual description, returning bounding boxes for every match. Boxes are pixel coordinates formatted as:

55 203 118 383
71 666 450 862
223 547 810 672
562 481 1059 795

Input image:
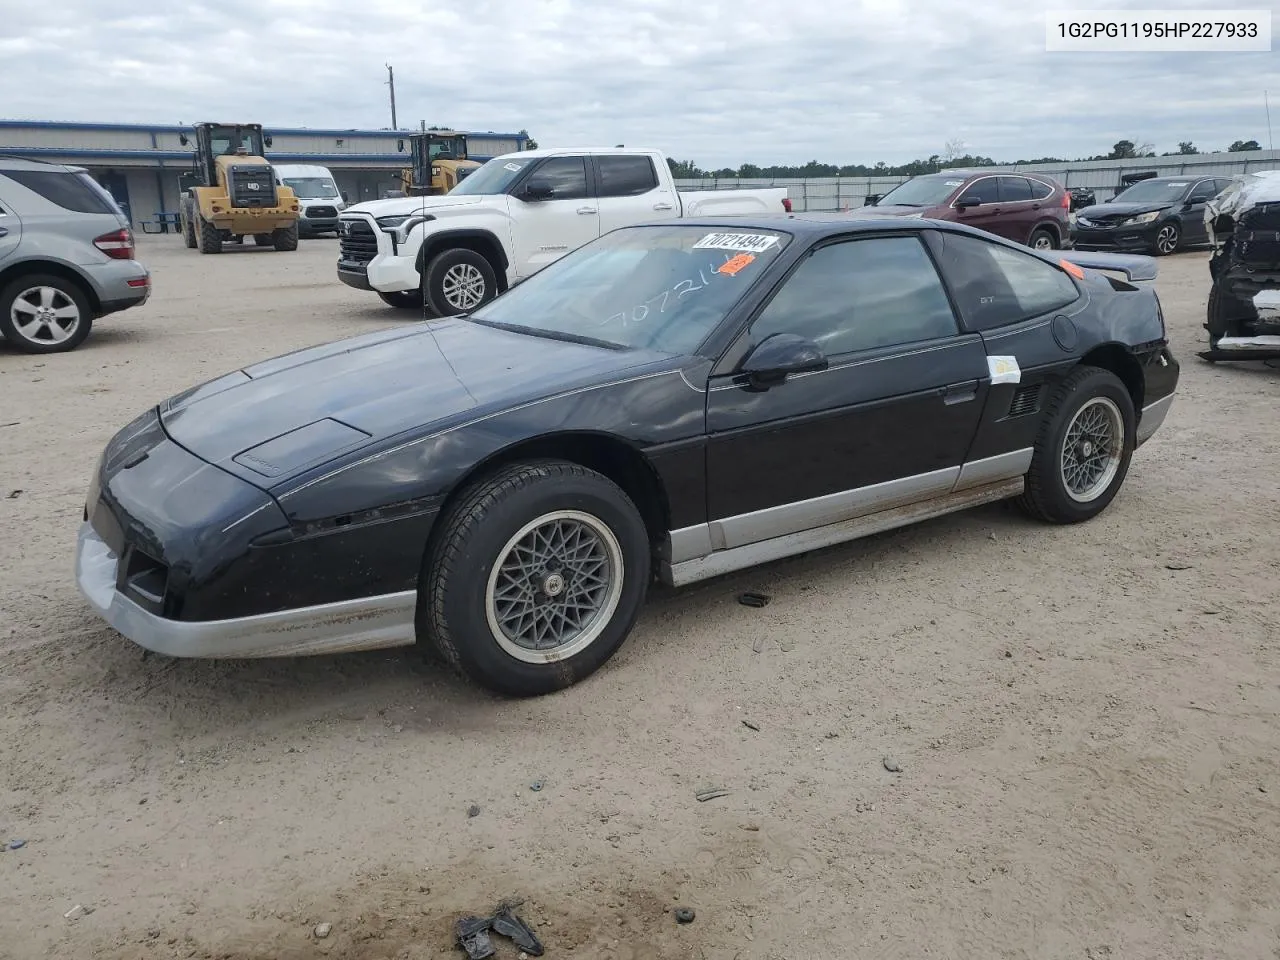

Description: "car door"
703 233 992 550
591 154 680 233
508 155 600 278
994 175 1037 243
953 176 1012 240
1177 178 1219 244
0 189 21 264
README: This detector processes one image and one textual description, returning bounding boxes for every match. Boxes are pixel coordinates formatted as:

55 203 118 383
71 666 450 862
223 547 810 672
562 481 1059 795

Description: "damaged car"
75 216 1178 697
1201 170 1280 362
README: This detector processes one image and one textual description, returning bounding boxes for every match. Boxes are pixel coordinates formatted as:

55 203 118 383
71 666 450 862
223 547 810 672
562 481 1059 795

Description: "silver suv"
0 156 151 353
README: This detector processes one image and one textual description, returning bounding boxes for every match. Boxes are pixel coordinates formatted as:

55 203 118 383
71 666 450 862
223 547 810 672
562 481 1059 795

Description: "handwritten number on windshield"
599 258 730 328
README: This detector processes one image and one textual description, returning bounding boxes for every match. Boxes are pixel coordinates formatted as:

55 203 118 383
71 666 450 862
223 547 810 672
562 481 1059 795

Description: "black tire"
197 212 222 254
0 273 94 354
418 460 651 697
1205 277 1252 349
1016 365 1135 524
378 290 429 311
423 248 498 317
183 205 197 249
272 222 299 251
1029 227 1058 251
1152 221 1180 256
253 233 274 246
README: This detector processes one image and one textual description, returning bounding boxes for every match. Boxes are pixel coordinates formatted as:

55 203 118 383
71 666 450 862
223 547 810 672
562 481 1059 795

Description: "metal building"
0 120 528 229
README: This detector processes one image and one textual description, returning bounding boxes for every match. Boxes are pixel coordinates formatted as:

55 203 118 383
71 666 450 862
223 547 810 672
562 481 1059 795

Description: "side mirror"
740 333 827 389
342 191 350 203
264 134 273 148
179 133 189 146
864 194 880 206
955 195 983 209
397 139 405 152
522 178 555 201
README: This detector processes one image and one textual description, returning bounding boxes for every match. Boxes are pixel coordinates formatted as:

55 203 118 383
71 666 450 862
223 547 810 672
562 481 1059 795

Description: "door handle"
653 202 674 211
577 206 597 215
942 380 978 404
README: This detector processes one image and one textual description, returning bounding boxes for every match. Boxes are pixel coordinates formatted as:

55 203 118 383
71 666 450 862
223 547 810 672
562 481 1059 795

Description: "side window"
1188 179 1217 203
4 170 116 214
1027 178 1055 201
750 236 959 357
596 156 659 197
529 157 589 200
957 177 1000 205
997 176 1032 203
929 231 1080 331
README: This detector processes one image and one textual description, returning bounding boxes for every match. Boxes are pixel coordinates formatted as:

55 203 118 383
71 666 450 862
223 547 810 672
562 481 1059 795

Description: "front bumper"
1072 224 1159 252
337 252 420 293
75 521 418 658
301 215 340 234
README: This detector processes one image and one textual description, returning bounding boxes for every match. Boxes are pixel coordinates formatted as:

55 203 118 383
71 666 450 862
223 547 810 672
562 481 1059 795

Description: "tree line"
664 138 1266 180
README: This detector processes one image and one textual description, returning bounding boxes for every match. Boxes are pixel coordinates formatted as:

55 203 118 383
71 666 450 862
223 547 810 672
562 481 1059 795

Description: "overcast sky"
1 0 1276 168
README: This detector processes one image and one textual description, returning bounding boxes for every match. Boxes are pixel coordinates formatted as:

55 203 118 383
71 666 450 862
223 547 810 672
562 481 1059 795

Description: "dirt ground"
1 235 1278 960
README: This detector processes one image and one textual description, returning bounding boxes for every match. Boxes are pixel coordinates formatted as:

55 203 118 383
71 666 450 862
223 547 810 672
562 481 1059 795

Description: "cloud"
2 0 1276 167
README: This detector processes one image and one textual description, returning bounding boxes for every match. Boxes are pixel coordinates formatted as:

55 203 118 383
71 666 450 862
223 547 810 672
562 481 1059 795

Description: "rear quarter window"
1027 178 1056 201
928 231 1080 331
4 170 117 214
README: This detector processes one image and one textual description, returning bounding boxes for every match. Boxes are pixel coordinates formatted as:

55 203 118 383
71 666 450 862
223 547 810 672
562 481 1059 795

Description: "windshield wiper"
468 318 627 351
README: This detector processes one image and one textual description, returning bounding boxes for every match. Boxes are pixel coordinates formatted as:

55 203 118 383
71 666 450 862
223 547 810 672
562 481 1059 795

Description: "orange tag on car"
1059 259 1085 279
717 253 755 276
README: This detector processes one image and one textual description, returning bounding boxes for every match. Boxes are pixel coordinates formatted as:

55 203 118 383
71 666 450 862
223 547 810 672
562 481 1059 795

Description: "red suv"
861 170 1071 250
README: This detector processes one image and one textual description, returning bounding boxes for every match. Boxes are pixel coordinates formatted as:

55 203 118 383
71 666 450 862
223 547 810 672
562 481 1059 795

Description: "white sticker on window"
1166 182 1188 188
987 355 1021 385
692 232 779 253
504 162 523 172
944 180 964 186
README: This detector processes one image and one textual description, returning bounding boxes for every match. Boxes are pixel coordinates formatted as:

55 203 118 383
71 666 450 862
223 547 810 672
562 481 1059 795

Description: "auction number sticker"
504 162 523 172
1045 9 1271 51
693 232 780 253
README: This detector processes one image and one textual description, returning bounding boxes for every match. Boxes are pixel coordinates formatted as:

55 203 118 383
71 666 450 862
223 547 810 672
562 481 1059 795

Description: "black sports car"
76 216 1180 697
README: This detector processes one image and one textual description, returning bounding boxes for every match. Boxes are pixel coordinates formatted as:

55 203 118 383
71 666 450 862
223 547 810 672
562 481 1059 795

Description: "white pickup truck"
335 147 792 314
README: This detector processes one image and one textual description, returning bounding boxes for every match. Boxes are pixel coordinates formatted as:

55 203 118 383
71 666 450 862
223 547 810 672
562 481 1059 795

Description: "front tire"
196 212 222 254
1016 365 1135 524
272 222 299 251
0 274 94 353
183 205 197 249
418 461 651 697
423 248 498 317
1152 222 1180 256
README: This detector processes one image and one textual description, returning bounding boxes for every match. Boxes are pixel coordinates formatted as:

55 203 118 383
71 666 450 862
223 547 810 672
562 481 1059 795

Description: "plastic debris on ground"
455 902 544 958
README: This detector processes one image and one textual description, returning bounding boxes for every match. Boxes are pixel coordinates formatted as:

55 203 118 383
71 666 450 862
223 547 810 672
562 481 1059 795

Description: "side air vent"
1008 383 1042 418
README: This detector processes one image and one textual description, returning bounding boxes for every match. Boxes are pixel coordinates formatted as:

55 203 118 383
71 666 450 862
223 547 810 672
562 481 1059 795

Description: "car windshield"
283 177 339 199
467 224 791 353
876 175 966 207
448 156 538 195
1113 180 1190 204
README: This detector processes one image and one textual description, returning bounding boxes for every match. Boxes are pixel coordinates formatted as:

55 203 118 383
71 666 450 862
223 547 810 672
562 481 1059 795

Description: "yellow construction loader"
398 131 481 196
178 122 300 254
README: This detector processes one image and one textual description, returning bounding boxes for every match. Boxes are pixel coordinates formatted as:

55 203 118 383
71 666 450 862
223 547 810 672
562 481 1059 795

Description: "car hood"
343 194 495 218
1076 201 1172 221
855 205 933 218
159 320 675 490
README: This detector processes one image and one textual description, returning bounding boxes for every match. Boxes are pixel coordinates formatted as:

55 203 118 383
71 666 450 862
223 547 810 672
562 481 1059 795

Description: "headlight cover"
1122 210 1161 226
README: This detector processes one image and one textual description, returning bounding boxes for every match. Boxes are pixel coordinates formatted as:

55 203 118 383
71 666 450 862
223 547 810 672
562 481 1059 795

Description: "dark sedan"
76 216 1180 697
1072 175 1234 255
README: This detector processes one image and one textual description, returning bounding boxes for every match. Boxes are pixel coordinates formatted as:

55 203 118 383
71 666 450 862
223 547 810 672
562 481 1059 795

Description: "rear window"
4 170 118 214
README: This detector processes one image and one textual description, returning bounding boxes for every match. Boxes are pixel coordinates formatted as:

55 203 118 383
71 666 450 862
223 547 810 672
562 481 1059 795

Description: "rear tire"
1029 227 1058 251
0 273 94 354
1205 277 1251 349
1016 365 1135 524
196 213 222 254
183 206 197 249
423 248 498 317
418 461 651 697
272 222 299 251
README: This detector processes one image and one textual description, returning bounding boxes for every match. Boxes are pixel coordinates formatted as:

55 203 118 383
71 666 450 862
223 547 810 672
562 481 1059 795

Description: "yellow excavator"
177 122 300 254
398 131 481 196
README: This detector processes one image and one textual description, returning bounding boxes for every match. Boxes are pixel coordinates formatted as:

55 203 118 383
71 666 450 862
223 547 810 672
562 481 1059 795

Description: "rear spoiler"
1040 249 1158 283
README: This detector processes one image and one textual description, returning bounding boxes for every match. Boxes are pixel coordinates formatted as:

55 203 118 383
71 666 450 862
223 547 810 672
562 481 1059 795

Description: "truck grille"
228 165 278 208
338 219 378 264
306 206 337 219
